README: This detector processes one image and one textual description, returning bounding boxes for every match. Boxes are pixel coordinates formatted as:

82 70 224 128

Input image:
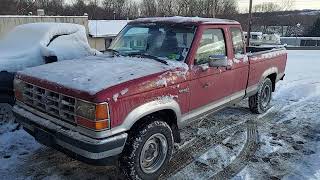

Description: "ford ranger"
12 17 287 179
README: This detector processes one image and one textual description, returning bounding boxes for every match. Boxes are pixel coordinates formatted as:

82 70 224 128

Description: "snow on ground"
1 50 320 179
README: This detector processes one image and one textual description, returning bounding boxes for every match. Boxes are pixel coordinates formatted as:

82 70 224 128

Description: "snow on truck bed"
0 23 98 72
19 55 187 95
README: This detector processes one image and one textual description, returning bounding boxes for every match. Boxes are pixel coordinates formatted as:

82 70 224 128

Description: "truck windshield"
109 24 196 62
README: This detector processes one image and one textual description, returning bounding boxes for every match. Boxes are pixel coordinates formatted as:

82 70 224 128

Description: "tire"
249 78 273 114
120 119 174 180
0 103 14 125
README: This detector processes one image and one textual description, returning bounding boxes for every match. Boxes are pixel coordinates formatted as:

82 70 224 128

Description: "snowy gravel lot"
1 50 320 179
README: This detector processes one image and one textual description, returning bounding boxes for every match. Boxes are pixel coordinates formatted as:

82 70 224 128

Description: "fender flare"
120 98 182 132
260 67 278 83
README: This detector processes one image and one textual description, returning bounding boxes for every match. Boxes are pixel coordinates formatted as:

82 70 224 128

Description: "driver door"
189 27 234 110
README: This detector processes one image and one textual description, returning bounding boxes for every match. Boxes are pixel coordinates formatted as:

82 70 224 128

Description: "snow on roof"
0 23 98 72
88 20 131 38
131 16 239 25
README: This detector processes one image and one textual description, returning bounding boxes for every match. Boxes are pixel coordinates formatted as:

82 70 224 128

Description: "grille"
22 82 76 123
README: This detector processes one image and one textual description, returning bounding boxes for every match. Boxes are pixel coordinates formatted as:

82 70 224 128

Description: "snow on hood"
0 23 99 72
18 55 188 95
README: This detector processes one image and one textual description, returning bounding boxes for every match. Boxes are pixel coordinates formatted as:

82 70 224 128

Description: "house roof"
88 20 130 38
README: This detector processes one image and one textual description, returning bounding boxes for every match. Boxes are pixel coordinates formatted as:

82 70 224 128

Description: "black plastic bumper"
0 71 15 105
14 109 127 166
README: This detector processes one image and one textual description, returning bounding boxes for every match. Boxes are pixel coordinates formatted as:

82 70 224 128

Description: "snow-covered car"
0 23 99 122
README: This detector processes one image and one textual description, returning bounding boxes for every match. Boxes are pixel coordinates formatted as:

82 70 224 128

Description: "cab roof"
130 16 240 26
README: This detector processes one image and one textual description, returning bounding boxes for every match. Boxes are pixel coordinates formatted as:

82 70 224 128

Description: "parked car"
0 23 99 122
13 17 287 179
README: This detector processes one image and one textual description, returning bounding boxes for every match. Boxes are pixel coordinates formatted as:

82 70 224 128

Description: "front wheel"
120 120 173 180
249 78 273 114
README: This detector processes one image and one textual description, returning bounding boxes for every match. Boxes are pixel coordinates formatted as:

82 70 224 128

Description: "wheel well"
129 109 181 143
266 73 277 92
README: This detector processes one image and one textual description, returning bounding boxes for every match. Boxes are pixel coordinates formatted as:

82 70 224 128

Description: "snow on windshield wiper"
105 49 121 55
127 53 168 65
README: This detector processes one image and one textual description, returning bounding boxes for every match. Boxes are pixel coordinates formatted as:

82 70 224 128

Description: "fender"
245 67 278 98
260 66 278 83
105 98 182 137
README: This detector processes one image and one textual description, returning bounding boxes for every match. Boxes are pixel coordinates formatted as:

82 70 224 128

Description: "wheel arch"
260 67 278 92
122 99 182 143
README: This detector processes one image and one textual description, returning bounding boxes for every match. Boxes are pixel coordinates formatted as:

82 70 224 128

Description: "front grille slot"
21 82 76 123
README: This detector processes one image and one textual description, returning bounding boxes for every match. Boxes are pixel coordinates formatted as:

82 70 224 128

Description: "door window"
230 28 245 55
195 29 226 65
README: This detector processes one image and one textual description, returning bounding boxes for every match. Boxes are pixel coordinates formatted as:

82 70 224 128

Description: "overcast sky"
238 0 320 11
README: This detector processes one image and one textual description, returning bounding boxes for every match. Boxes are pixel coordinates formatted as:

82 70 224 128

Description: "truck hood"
18 55 188 96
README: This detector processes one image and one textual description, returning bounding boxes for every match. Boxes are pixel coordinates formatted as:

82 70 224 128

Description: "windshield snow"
109 24 196 62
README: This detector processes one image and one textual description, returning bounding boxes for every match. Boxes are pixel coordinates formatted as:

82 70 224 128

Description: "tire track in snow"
160 120 249 179
210 120 258 180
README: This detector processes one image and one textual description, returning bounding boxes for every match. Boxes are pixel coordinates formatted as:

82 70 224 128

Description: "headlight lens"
75 100 110 131
76 100 96 120
13 78 24 101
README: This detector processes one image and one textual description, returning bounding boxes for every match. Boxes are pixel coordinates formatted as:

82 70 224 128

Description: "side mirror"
208 55 228 67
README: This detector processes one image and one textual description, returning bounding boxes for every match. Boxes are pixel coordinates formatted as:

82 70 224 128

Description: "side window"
195 29 226 65
230 28 245 55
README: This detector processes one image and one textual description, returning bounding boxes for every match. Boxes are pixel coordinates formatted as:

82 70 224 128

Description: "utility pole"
247 0 253 47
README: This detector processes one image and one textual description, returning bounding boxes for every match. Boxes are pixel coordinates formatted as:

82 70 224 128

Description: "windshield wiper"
127 53 168 65
104 49 121 56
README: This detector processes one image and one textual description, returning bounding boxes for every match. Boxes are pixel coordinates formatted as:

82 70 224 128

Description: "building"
88 20 131 50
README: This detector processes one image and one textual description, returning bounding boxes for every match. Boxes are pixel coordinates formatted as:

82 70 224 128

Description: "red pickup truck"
13 17 287 179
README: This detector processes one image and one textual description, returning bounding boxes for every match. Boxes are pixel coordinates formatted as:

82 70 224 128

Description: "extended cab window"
230 28 245 55
195 29 226 65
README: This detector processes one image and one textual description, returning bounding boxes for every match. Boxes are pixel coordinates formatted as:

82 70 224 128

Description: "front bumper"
13 105 127 166
0 71 15 105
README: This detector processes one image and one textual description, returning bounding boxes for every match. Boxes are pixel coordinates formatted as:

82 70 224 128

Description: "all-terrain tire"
249 78 273 114
120 119 174 180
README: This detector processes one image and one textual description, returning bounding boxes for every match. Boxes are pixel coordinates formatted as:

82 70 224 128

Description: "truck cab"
13 17 287 179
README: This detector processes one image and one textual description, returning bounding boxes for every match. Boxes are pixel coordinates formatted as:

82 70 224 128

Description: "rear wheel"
249 78 273 114
120 120 173 180
0 103 14 125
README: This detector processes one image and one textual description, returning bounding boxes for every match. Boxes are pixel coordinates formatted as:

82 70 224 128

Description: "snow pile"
88 20 130 38
0 23 99 72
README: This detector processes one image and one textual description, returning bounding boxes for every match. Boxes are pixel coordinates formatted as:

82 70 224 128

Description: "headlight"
75 100 110 131
75 100 96 120
13 78 24 101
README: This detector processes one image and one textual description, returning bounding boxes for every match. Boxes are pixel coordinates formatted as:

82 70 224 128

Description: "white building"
88 20 131 50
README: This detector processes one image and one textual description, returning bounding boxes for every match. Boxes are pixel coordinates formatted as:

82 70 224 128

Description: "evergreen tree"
307 17 320 37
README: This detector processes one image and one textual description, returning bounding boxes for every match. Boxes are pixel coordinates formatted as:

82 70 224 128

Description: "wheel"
120 120 174 180
0 103 14 125
249 78 273 114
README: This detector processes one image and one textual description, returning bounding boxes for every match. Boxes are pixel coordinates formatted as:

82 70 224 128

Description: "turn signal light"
95 104 109 120
76 117 109 131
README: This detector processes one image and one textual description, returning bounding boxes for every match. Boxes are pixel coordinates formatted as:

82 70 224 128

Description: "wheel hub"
140 133 168 174
261 85 271 108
